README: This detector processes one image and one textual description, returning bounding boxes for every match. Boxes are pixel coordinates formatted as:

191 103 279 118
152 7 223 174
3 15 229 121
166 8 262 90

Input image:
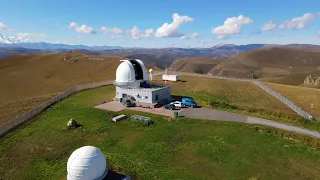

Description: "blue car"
182 97 197 107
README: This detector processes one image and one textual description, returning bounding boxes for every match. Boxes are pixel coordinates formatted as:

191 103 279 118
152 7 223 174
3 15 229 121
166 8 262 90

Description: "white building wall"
116 86 171 104
151 86 171 103
116 86 153 103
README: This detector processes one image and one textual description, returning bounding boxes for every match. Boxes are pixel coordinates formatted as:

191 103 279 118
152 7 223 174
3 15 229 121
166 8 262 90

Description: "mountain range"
1 32 320 71
0 33 124 50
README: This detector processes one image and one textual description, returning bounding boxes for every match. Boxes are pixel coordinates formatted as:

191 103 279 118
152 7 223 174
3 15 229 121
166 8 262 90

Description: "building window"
137 94 141 98
145 96 148 99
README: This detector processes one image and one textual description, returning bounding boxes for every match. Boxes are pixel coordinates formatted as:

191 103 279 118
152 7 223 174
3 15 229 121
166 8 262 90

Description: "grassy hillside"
264 82 320 118
0 52 124 123
209 48 320 79
168 48 320 87
169 57 226 74
260 70 320 86
1 85 320 180
0 47 44 60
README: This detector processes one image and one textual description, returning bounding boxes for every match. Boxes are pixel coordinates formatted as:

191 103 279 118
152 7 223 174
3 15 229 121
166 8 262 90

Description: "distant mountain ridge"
1 38 320 70
0 33 124 50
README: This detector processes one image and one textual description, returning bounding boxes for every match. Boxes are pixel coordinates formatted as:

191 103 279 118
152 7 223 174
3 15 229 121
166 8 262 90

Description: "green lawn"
1 86 320 180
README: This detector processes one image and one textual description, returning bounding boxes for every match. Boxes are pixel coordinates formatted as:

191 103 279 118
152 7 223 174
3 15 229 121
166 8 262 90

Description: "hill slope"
0 47 44 60
170 57 226 74
0 52 124 122
208 48 320 79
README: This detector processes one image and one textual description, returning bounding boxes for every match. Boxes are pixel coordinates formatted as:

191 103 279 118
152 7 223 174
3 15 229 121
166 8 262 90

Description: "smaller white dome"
67 146 108 180
149 69 153 73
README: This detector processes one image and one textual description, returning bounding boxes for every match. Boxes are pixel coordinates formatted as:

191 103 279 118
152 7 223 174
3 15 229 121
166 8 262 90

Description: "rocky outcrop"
303 75 320 87
67 118 82 128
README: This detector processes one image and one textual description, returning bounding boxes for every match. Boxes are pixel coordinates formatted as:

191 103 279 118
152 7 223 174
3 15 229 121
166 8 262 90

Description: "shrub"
210 99 238 110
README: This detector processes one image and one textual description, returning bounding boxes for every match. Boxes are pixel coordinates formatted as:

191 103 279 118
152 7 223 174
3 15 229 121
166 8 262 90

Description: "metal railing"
253 79 311 119
0 80 113 136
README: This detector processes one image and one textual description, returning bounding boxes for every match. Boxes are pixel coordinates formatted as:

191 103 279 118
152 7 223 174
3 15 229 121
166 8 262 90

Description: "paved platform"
95 102 320 139
180 107 247 122
95 101 125 112
95 101 182 117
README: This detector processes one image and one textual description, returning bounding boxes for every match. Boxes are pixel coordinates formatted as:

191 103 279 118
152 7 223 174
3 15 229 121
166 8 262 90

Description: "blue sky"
0 0 319 48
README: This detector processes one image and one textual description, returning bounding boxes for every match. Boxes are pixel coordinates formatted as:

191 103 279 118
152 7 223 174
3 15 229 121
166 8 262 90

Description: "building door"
122 94 127 98
155 94 159 101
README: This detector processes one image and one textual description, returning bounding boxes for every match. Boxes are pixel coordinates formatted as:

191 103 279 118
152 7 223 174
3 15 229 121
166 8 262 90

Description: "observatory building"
114 59 171 106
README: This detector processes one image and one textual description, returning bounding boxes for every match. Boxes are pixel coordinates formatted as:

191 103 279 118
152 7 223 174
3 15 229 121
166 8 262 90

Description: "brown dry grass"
0 94 58 125
209 48 320 79
0 52 124 122
264 82 320 118
0 52 123 104
170 57 225 74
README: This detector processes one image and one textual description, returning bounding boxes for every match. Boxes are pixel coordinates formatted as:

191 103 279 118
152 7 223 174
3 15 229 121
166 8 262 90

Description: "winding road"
179 107 320 139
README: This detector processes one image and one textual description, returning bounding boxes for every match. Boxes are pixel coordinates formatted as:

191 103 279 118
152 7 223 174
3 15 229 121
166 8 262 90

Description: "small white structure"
67 146 108 180
149 69 153 81
162 74 179 81
112 114 127 122
162 68 179 81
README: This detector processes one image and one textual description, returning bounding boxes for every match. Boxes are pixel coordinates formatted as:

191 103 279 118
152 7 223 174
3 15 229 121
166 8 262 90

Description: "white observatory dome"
116 60 136 83
67 146 108 180
115 59 149 84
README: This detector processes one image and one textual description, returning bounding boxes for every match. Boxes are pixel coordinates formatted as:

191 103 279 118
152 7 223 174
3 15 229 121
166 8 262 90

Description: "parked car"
182 97 197 107
164 104 176 110
170 101 185 108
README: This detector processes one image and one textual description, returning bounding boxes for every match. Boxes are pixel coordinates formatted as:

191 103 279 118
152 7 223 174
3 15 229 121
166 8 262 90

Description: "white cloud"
317 12 320 16
211 15 253 39
111 35 121 39
155 13 194 38
0 22 7 30
127 26 154 39
1 33 47 43
144 28 154 37
100 27 123 35
15 33 46 41
180 33 199 39
261 21 277 31
68 22 97 34
277 13 316 30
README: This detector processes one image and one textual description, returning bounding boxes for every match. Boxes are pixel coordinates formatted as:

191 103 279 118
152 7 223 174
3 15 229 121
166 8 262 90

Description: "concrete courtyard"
95 101 183 117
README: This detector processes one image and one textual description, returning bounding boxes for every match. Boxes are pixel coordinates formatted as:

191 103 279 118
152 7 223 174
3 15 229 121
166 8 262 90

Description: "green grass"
1 85 320 180
154 76 320 131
